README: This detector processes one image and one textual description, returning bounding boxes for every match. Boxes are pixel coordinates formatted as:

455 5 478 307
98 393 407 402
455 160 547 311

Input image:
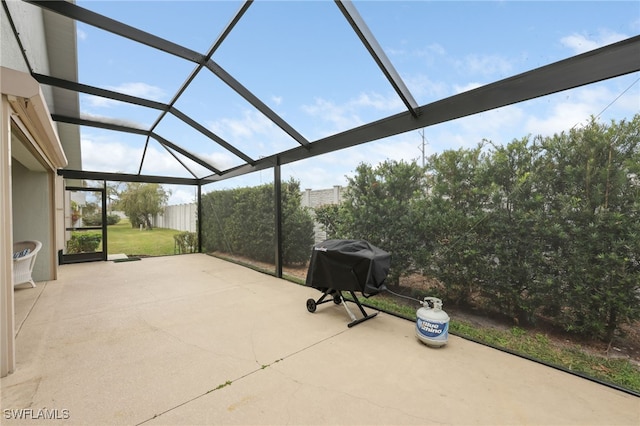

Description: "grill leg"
340 294 357 322
346 291 378 328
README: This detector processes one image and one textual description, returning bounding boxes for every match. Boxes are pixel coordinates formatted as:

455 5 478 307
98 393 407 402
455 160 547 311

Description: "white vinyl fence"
301 186 344 243
152 203 197 232
151 187 344 242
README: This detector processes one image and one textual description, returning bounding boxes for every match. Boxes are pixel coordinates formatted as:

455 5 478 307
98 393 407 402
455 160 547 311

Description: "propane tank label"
416 318 449 340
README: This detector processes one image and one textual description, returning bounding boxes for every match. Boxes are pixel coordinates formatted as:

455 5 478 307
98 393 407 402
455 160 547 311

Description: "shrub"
79 213 120 226
67 233 102 253
174 231 198 254
107 214 121 225
82 212 102 226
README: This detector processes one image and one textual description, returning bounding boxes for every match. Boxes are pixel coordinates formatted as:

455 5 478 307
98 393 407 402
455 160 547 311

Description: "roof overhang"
42 6 81 170
1 66 68 169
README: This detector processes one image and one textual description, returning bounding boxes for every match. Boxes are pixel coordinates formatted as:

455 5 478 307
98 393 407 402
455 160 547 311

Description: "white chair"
12 240 42 288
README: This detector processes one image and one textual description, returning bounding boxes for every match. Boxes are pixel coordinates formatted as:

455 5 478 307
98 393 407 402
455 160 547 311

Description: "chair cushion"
13 248 31 259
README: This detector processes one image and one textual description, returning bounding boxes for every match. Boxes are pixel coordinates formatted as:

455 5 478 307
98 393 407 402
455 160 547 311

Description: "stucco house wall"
1 1 77 377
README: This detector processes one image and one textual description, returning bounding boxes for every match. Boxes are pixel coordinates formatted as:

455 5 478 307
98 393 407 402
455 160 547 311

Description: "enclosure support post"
101 180 107 260
197 184 202 253
274 157 283 278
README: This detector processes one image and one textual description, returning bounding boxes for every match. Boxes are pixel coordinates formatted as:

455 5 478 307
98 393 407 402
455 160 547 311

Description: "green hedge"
201 178 314 266
316 115 640 340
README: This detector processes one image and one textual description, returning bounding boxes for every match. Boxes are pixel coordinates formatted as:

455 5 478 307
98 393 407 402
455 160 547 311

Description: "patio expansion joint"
135 327 353 425
14 282 49 339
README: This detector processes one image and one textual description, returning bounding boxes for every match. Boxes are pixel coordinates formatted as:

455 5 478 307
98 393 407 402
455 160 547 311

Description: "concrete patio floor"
2 254 638 425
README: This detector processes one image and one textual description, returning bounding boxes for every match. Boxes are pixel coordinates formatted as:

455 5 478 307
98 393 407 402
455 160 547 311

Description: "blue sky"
73 1 640 204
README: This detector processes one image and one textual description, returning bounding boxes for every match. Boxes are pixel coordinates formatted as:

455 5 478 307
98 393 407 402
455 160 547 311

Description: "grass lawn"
107 218 179 256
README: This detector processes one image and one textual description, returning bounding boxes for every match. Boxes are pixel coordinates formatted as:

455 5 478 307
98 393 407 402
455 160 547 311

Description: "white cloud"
458 54 513 78
352 92 403 111
284 160 349 190
209 110 275 140
405 74 449 102
453 82 483 95
523 84 636 137
81 137 141 173
368 134 431 164
200 151 238 172
82 94 117 109
560 29 628 55
271 95 283 106
388 42 446 60
386 47 407 57
207 109 297 156
448 106 526 146
81 133 231 180
112 82 166 100
140 147 189 175
283 131 433 191
302 91 404 137
164 185 197 205
211 78 635 193
301 98 362 136
76 28 87 41
82 135 185 177
425 43 446 56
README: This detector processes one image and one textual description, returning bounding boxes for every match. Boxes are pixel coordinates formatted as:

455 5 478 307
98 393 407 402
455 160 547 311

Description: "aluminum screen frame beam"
153 138 200 179
35 73 254 164
27 0 310 149
203 35 640 183
57 169 200 186
335 0 418 118
33 73 168 111
203 59 310 149
168 106 254 164
149 0 258 162
51 114 222 175
26 0 204 62
24 1 640 186
151 133 223 175
51 114 149 135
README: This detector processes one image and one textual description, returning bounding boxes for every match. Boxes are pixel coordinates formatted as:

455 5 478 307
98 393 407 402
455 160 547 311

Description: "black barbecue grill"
305 239 391 327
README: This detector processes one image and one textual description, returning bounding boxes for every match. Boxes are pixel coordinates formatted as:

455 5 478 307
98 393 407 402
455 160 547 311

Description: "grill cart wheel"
333 293 342 305
306 298 317 313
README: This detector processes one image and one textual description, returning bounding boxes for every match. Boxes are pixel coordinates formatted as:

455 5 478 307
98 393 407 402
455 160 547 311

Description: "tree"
106 181 124 212
119 183 169 229
316 160 427 284
533 116 640 339
478 137 546 324
416 144 492 306
281 178 316 265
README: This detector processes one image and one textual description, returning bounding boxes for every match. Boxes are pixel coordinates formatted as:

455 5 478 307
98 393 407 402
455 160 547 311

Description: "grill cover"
305 239 391 296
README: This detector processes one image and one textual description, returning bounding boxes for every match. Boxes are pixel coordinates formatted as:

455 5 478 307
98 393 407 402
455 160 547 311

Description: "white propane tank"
416 297 449 347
